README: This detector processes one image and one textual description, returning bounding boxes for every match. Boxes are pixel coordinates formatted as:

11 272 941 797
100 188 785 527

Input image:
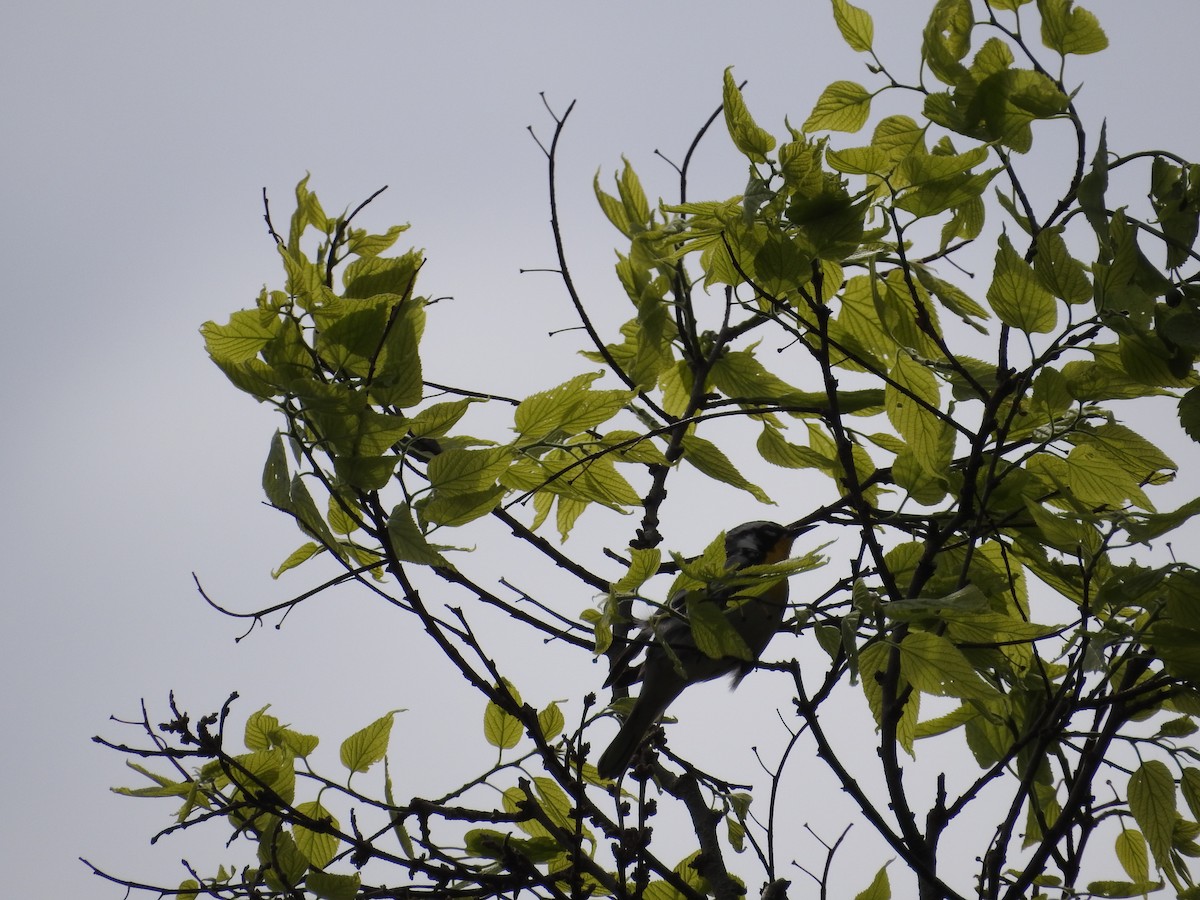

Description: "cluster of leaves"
102 701 389 900
95 1 1200 898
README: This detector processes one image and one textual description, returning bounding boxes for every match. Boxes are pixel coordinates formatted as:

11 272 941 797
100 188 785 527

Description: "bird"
596 520 806 780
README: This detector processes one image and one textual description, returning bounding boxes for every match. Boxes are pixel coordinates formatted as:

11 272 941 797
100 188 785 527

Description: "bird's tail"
597 690 676 780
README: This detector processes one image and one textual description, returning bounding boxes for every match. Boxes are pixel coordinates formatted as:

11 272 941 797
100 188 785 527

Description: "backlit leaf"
922 0 974 85
899 631 997 700
294 800 339 869
803 81 873 133
832 0 875 52
340 712 398 774
723 69 776 163
987 232 1056 333
681 434 773 503
1115 828 1149 883
1128 760 1177 876
1038 0 1108 55
1034 228 1092 304
855 865 891 900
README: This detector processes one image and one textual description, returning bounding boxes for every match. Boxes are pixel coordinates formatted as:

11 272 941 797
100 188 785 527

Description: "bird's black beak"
784 521 818 538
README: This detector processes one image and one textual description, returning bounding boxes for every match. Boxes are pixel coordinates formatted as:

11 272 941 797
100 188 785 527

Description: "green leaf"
1155 716 1198 739
209 355 280 400
1115 828 1150 883
263 432 292 511
758 424 830 470
595 172 632 238
617 157 651 231
532 776 579 834
904 143 990 182
1071 422 1175 481
915 702 978 739
899 631 997 700
685 594 754 661
387 503 450 566
612 547 662 593
340 712 398 774
1038 0 1108 55
332 455 396 491
723 68 776 163
970 36 1014 79
854 865 891 900
601 429 669 465
1118 331 1191 388
726 813 746 852
371 302 425 409
577 454 641 508
291 174 329 240
484 681 523 753
644 881 690 900
595 158 652 239
305 870 361 900
803 81 873 133
987 232 1056 333
346 224 408 259
408 399 477 439
272 541 324 578
859 642 919 753
278 728 319 758
259 828 307 890
710 347 801 404
537 702 564 741
342 248 423 299
421 483 507 527
913 265 991 322
895 166 1001 219
680 434 773 503
1064 443 1152 510
753 231 815 295
1128 759 1177 877
1127 496 1200 543
232 748 295 804
326 491 360 535
202 308 279 364
293 800 339 869
826 145 891 176
1150 158 1200 269
1183 768 1200 821
1078 122 1111 254
885 356 953 501
885 355 942 451
290 474 338 549
872 115 926 166
1034 228 1092 304
922 0 974 85
111 764 192 800
939 195 985 249
384 759 415 859
245 706 280 751
831 0 874 52
514 372 632 442
484 695 523 750
1086 881 1166 898
1180 387 1200 443
975 68 1069 152
427 447 510 495
674 850 712 895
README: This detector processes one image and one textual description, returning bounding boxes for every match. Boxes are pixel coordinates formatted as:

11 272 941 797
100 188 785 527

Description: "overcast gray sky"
4 2 1200 897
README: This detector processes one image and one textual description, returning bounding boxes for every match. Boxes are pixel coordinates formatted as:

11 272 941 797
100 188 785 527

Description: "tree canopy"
92 1 1200 898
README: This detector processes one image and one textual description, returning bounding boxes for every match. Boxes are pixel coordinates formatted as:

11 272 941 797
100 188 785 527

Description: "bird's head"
724 520 813 568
